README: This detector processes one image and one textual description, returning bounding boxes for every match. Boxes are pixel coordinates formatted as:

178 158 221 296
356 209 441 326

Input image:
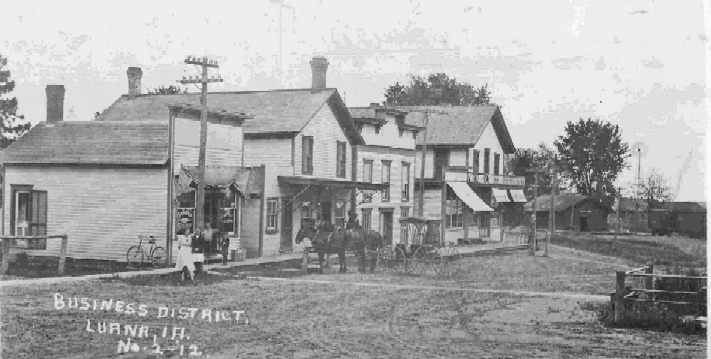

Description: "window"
218 192 240 234
362 209 372 229
494 153 500 175
363 160 373 183
484 148 490 174
445 187 463 228
381 160 391 202
334 201 346 227
302 136 314 174
266 198 279 232
472 149 480 173
336 141 347 178
10 186 47 237
400 207 410 218
401 162 410 202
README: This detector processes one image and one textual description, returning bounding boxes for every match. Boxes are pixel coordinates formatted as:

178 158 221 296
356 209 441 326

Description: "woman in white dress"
175 228 196 281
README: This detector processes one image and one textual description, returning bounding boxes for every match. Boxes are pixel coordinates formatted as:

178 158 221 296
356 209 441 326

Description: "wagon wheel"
441 245 462 278
430 247 446 278
411 246 428 276
393 246 409 274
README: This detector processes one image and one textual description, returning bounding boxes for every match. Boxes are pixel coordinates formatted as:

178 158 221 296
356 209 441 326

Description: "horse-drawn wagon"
378 217 462 277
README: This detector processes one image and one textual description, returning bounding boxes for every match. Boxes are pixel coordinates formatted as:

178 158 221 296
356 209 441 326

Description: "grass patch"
551 234 706 267
581 302 706 335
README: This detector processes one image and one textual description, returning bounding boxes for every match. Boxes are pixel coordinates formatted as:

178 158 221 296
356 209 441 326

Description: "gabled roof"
523 194 591 212
97 88 364 145
397 105 515 153
0 121 168 165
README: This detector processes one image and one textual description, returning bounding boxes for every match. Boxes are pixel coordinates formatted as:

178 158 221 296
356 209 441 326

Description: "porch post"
440 168 446 246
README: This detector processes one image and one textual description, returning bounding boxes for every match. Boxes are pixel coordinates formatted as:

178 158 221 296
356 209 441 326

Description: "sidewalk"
0 242 529 287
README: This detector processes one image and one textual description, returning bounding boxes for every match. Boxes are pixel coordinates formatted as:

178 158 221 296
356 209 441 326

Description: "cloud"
551 56 585 70
629 9 648 15
641 57 664 69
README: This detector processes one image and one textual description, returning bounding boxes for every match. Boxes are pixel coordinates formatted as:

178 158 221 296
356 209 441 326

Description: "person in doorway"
346 211 358 230
175 228 195 281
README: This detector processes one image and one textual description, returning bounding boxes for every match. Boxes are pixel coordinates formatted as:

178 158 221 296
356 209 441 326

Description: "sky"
1 0 708 201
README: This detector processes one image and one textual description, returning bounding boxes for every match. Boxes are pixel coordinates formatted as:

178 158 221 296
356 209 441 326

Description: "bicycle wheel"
150 247 166 267
126 246 144 267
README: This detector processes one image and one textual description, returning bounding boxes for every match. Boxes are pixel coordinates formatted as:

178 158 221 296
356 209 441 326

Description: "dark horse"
295 222 382 273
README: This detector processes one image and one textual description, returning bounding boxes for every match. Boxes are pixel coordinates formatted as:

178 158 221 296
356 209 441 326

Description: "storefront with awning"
173 165 262 258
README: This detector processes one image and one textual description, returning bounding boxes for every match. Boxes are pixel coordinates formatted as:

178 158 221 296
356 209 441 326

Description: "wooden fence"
613 265 707 323
0 235 69 276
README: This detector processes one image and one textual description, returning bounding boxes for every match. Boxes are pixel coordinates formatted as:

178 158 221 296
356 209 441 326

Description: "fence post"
58 235 69 276
644 265 654 301
614 271 626 323
301 247 309 273
1 239 11 275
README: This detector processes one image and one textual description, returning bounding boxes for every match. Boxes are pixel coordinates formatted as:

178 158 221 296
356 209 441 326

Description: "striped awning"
447 182 493 212
492 188 510 203
508 189 527 203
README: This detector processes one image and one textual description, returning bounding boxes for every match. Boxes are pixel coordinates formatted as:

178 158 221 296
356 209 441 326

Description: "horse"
295 222 348 274
295 222 383 274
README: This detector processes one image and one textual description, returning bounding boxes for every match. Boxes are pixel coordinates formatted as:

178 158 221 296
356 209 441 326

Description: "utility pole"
526 168 544 256
178 56 223 231
417 110 432 217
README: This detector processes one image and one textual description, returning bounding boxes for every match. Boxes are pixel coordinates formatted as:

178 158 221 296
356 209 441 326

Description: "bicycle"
126 234 166 268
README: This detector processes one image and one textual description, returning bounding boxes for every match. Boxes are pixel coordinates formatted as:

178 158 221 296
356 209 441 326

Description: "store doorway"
381 211 393 246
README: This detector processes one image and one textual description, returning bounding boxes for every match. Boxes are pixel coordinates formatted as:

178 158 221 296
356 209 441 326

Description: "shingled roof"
0 121 169 165
396 105 515 153
97 88 363 145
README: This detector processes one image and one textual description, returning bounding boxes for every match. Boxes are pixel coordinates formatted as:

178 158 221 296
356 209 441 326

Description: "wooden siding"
3 165 168 262
173 117 243 173
240 197 262 258
412 188 442 220
295 104 352 180
414 148 435 179
359 121 416 149
356 146 416 246
470 122 505 175
243 138 293 168
449 149 467 167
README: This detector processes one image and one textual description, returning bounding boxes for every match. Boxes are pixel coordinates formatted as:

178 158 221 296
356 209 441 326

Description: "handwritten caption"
52 293 249 356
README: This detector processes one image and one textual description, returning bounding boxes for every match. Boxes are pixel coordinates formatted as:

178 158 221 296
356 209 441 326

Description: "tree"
148 85 187 95
383 73 491 106
507 143 558 199
0 54 32 149
639 167 672 210
554 118 630 211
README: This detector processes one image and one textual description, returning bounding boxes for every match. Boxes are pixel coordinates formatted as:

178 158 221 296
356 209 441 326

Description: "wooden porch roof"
277 176 387 190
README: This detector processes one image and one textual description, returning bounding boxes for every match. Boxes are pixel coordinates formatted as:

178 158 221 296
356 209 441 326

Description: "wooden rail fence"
613 265 707 323
0 235 69 276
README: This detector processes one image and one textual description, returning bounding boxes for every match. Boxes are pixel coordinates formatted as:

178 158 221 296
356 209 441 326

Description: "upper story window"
494 153 500 175
302 136 314 175
363 160 373 183
381 160 391 202
484 148 491 174
472 149 480 173
401 162 410 202
336 141 347 178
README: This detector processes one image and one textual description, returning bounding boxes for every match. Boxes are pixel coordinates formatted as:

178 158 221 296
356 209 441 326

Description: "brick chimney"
45 85 65 123
309 56 329 91
126 67 142 99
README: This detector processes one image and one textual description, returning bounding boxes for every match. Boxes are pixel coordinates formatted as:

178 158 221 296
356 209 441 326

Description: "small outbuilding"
524 193 608 232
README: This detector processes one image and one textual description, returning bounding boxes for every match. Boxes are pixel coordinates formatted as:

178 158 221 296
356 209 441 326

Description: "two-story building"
348 104 423 247
96 57 383 258
404 105 526 244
